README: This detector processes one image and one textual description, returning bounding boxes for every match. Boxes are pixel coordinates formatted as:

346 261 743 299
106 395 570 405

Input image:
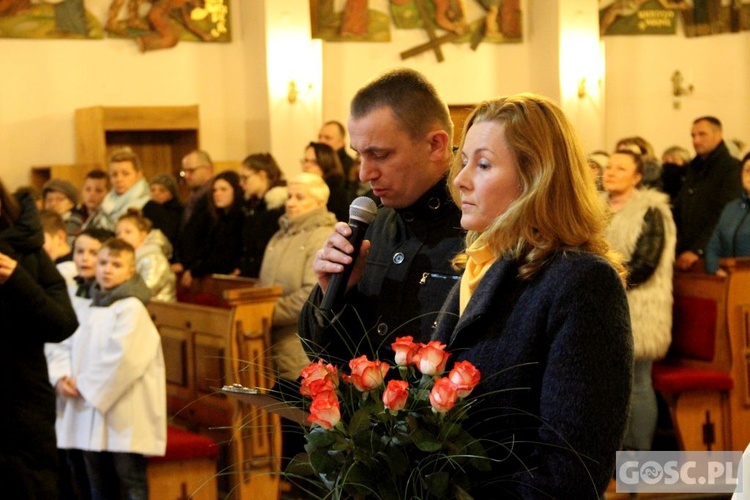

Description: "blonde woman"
85 147 151 232
432 95 633 498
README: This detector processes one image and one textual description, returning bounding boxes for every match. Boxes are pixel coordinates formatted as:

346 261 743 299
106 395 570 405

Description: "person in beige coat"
257 173 337 381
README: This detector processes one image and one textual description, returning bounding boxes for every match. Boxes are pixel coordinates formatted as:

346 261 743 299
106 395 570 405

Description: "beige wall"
604 31 750 158
0 0 269 190
1 0 748 193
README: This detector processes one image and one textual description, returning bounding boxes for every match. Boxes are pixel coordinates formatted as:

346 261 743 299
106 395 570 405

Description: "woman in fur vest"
603 149 677 451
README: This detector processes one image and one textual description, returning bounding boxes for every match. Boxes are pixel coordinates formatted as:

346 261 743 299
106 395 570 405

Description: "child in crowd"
142 172 183 250
39 209 76 286
115 208 176 302
78 169 110 227
45 227 112 499
42 178 84 245
53 238 166 499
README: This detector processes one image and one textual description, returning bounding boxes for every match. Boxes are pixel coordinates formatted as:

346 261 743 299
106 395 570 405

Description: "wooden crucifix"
400 0 460 62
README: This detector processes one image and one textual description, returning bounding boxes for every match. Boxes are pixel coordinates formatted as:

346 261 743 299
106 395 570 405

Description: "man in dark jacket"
674 116 741 271
172 150 214 288
299 69 464 365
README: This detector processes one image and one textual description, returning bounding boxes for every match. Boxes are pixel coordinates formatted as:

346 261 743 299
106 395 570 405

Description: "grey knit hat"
42 178 79 205
149 173 180 200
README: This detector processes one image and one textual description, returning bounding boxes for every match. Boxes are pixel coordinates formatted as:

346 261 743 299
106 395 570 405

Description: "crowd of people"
2 66 749 499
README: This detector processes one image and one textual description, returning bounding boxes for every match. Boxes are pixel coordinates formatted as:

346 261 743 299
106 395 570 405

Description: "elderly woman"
603 150 676 452
258 172 337 381
432 94 633 498
706 153 750 276
302 142 350 222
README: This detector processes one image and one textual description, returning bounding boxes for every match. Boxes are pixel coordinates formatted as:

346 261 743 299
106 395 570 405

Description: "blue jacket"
433 251 633 499
705 192 750 273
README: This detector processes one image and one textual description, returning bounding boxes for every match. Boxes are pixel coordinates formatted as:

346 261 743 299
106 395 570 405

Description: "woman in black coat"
302 142 351 222
186 170 245 279
238 153 287 278
0 179 79 499
432 95 633 499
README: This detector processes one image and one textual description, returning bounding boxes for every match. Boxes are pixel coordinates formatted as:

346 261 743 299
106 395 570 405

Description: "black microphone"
319 196 378 315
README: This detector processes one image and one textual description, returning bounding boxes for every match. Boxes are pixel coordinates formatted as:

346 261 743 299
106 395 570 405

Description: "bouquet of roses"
287 336 490 499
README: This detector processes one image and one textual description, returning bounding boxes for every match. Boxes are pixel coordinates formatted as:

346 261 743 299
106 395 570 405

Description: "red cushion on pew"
150 426 219 463
652 364 733 393
670 296 717 361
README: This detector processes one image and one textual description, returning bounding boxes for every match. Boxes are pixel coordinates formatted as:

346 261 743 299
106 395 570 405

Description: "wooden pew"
147 275 283 499
653 258 750 451
716 258 750 450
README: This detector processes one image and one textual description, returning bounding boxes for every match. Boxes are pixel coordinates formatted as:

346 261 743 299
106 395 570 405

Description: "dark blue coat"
433 251 633 499
705 192 750 273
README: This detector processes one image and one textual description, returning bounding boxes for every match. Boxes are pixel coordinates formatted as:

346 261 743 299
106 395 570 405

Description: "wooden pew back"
147 275 283 499
658 260 750 451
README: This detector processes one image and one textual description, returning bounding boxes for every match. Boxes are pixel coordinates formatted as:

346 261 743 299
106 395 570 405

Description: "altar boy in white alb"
55 238 166 499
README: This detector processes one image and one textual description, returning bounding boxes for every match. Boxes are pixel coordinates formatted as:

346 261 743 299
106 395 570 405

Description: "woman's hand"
0 252 18 285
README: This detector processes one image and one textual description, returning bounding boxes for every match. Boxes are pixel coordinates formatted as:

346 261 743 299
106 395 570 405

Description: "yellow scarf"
459 240 497 315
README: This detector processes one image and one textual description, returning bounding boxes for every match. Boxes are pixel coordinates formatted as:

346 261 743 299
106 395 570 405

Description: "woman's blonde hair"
449 94 625 281
117 207 152 233
288 172 330 205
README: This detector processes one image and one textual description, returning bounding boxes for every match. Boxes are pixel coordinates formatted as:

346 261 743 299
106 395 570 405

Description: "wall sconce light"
287 80 312 104
577 78 587 99
672 70 693 97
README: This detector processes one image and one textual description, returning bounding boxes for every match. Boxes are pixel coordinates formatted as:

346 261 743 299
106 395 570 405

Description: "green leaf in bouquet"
305 427 336 450
343 460 379 497
381 443 409 478
284 452 316 477
424 470 451 498
331 432 353 452
309 446 340 476
412 425 443 452
349 406 373 435
352 429 386 457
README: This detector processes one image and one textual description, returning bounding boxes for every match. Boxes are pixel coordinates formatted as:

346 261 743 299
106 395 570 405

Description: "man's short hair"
693 116 722 130
39 209 65 235
101 237 136 261
85 169 110 187
76 227 114 245
323 120 347 139
350 68 453 143
187 150 214 167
